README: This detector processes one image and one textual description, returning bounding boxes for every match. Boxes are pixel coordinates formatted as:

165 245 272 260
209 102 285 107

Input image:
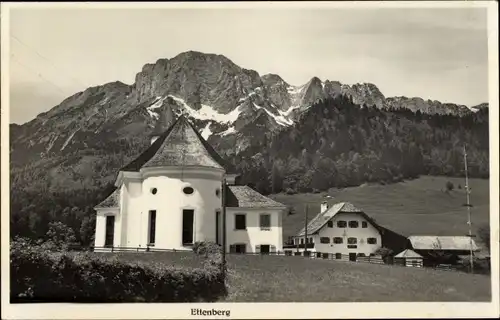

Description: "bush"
445 181 454 192
477 224 491 251
374 247 394 263
456 256 491 275
285 188 297 195
10 240 227 303
192 241 225 271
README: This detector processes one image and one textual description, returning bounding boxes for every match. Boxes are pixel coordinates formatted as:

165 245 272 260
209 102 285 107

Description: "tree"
477 224 490 251
45 221 78 250
270 161 283 194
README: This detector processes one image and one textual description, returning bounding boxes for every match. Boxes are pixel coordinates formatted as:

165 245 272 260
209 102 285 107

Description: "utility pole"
464 145 474 273
221 177 227 278
304 204 309 255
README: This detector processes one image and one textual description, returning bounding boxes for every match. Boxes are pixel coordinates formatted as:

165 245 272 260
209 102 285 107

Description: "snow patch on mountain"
201 123 212 139
45 134 59 153
219 126 236 136
61 129 79 151
168 95 242 123
238 89 259 102
145 96 168 120
252 103 293 127
276 108 295 125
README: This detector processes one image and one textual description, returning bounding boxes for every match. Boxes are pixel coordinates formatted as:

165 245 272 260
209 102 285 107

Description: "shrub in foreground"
192 241 226 273
10 240 226 303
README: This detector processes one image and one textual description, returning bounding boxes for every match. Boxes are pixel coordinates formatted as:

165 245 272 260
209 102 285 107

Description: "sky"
8 5 490 124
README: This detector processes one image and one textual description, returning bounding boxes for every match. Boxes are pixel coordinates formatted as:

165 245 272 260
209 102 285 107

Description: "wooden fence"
280 250 387 265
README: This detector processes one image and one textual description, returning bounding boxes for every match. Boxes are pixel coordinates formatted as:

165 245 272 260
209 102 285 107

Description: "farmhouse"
291 202 387 260
94 108 287 253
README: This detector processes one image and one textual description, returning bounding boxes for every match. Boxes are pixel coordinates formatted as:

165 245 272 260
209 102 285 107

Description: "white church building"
93 108 287 254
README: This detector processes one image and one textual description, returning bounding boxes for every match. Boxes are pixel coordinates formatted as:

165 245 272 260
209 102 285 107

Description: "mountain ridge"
9 50 489 193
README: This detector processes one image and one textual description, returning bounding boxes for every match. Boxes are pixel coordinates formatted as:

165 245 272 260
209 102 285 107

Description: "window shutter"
255 245 261 253
270 245 276 253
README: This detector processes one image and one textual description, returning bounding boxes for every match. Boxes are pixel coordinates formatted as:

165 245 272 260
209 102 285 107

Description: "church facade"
93 110 286 253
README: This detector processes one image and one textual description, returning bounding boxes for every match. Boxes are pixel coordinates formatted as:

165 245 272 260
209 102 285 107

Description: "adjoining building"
94 108 286 253
394 249 424 268
407 235 480 266
290 201 408 261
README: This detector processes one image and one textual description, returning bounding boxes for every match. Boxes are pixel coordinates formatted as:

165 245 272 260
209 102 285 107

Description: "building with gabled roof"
94 108 286 253
408 235 480 252
291 201 409 260
394 249 424 268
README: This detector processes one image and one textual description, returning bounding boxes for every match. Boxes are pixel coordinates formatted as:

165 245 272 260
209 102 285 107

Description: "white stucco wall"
226 208 284 253
123 179 143 247
95 167 284 253
114 167 224 250
295 212 382 256
94 214 106 247
94 208 119 248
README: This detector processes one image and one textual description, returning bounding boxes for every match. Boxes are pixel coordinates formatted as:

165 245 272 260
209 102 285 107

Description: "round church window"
151 188 158 195
183 186 194 195
215 188 221 197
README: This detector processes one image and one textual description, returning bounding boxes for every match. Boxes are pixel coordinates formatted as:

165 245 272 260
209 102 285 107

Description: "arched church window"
183 186 194 195
215 188 221 197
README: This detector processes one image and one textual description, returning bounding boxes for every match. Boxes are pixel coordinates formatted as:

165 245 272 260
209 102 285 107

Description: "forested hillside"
234 95 489 194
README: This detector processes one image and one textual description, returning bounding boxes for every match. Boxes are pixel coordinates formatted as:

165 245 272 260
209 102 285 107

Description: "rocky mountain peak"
341 82 386 108
10 50 484 181
261 73 289 87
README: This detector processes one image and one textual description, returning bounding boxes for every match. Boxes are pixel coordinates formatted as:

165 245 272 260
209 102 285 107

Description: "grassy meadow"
85 250 491 302
270 176 491 249
222 254 491 302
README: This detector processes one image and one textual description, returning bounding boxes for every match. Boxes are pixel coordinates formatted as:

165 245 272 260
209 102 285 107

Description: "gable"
296 202 367 236
316 212 380 235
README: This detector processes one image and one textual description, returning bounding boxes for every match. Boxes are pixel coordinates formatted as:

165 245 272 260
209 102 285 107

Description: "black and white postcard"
1 1 498 319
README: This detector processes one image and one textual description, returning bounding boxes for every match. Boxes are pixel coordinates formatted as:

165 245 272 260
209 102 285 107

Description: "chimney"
321 201 329 213
150 104 176 145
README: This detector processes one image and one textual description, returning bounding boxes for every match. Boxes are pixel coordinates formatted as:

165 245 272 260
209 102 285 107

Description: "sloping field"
223 254 491 302
271 176 490 247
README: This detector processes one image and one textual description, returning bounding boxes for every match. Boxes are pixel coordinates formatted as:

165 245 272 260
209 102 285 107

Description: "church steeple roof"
120 115 234 173
143 116 224 169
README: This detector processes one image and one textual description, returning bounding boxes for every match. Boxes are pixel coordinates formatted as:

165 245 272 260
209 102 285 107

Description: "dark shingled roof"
297 202 363 237
95 188 120 209
226 185 286 208
143 116 223 169
119 115 235 173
